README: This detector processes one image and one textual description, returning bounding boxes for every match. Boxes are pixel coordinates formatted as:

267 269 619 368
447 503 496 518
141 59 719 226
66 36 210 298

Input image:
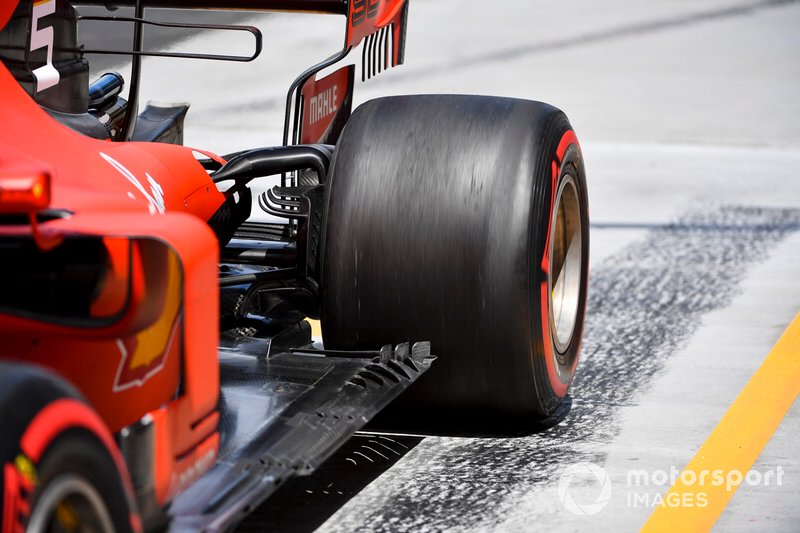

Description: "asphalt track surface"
80 0 800 530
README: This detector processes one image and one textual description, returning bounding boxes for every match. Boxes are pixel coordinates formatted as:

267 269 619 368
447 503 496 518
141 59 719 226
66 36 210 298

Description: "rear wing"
345 0 408 67
76 0 409 151
78 0 348 14
77 0 407 60
76 0 346 13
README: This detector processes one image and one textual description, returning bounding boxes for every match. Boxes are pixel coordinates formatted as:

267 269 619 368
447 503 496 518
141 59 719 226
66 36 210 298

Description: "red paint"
0 64 224 222
1 49 221 477
150 407 219 505
537 130 580 397
1 4 232 521
0 171 50 213
300 65 353 144
90 237 131 319
0 0 17 33
189 148 227 166
347 0 406 65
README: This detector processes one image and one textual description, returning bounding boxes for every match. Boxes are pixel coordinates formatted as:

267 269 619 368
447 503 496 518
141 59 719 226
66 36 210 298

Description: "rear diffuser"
168 334 433 532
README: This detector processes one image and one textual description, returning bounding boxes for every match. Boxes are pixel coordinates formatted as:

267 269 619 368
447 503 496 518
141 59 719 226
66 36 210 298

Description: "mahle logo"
558 462 612 516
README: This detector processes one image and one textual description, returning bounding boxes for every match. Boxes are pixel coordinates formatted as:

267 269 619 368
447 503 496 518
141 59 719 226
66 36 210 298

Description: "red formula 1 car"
0 0 589 530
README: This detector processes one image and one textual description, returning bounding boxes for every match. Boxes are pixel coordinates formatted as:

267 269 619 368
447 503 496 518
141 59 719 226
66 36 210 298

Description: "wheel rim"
548 173 582 357
27 473 115 533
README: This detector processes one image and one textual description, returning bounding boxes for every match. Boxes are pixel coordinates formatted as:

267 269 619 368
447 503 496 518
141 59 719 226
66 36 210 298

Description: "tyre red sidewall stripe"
18 398 140 532
3 464 23 533
538 129 580 397
21 399 112 464
556 129 580 163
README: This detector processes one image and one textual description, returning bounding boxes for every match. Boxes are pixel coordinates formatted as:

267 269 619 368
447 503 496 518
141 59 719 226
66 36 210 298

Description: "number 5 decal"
30 0 60 93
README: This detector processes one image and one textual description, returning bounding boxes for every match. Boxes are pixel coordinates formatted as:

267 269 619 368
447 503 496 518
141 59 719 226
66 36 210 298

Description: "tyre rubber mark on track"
307 205 800 533
236 434 424 533
642 312 800 532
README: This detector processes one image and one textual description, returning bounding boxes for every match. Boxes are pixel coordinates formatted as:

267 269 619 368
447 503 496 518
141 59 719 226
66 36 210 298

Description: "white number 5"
30 0 60 93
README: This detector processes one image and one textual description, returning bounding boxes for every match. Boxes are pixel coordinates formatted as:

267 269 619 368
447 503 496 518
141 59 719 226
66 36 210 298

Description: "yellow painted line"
306 319 323 339
642 312 800 532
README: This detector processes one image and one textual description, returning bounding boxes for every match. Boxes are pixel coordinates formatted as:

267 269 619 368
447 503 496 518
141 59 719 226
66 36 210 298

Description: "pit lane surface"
93 0 800 530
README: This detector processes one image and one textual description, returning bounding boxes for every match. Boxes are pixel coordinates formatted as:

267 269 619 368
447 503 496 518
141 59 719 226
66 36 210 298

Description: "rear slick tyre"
321 95 589 433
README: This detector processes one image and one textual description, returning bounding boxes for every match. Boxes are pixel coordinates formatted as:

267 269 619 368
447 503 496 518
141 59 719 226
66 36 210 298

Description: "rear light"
0 171 51 213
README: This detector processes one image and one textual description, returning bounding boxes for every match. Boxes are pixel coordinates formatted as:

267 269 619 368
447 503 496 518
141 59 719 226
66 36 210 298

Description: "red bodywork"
0 0 407 523
346 0 406 63
0 32 225 509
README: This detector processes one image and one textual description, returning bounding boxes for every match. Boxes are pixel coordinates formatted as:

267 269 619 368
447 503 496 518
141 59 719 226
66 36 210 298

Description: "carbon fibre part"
167 340 433 532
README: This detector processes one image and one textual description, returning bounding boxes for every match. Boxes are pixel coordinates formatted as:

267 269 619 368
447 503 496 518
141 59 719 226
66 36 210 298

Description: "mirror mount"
28 212 64 251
